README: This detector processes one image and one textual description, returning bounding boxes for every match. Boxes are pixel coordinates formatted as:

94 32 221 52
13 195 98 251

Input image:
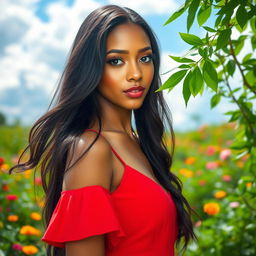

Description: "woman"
9 4 197 256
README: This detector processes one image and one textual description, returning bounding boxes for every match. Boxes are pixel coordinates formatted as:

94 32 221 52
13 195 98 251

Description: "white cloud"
0 0 101 95
108 0 178 15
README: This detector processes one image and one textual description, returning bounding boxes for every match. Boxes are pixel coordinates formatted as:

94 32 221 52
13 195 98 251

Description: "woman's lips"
123 88 145 98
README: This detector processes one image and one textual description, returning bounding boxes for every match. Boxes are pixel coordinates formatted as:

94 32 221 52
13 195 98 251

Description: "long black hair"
9 4 197 255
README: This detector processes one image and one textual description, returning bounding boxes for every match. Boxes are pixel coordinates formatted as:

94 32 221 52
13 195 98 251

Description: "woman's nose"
126 61 142 81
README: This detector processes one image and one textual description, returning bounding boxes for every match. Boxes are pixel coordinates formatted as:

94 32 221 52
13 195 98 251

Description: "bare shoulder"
62 130 113 192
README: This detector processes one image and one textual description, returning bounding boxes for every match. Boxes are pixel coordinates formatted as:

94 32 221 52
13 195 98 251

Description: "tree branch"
228 39 256 97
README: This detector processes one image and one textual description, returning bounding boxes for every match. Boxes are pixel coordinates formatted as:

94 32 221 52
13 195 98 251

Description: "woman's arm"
66 235 105 256
63 131 113 256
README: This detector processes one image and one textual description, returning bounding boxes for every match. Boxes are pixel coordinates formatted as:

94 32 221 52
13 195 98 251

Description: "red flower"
198 179 207 186
12 243 23 251
6 194 18 201
0 157 4 166
2 184 10 191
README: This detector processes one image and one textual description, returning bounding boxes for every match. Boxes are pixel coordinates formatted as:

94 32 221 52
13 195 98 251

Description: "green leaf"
250 16 256 33
187 0 200 32
178 64 191 69
210 93 221 108
179 32 204 46
242 53 252 63
203 60 218 92
183 71 192 106
216 28 232 50
251 35 256 50
234 39 245 55
202 26 217 32
198 47 208 58
189 67 203 97
164 3 189 25
245 70 256 86
236 5 248 29
215 14 223 27
197 5 212 26
155 70 187 92
169 55 195 63
230 141 250 150
226 60 236 76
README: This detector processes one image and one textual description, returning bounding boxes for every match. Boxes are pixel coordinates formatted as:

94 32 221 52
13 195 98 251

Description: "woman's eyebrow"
106 46 152 55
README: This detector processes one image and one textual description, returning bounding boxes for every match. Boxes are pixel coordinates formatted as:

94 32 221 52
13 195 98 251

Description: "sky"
0 0 241 132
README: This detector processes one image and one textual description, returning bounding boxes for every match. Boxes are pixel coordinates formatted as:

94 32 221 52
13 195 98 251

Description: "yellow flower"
30 212 42 221
0 221 4 229
22 245 38 255
203 202 220 215
179 168 193 178
214 190 227 199
14 174 22 181
185 157 196 165
7 215 19 222
20 225 41 236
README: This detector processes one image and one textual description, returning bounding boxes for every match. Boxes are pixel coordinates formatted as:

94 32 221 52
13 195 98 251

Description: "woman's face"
97 23 154 110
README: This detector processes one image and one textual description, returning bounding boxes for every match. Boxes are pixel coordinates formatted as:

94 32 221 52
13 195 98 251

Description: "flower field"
0 123 255 255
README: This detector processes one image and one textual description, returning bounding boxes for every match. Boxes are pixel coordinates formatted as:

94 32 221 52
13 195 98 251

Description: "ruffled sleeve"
41 185 126 248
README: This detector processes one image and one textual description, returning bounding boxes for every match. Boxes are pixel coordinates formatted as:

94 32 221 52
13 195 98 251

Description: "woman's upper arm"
63 132 113 255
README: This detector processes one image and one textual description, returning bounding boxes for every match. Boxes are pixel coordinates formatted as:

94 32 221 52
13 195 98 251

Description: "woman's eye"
140 55 153 63
106 58 123 66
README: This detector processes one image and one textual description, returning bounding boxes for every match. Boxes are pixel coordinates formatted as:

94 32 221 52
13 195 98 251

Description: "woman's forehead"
106 23 151 50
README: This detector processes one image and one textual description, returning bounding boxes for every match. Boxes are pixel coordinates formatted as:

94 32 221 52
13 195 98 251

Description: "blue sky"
0 0 236 131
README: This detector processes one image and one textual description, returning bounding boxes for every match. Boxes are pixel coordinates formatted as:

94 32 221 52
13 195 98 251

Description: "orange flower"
7 215 19 222
24 169 32 179
179 168 193 178
0 163 9 172
185 157 196 165
214 190 227 199
30 212 42 221
22 245 38 255
203 202 220 215
236 161 244 168
246 182 252 188
20 225 41 236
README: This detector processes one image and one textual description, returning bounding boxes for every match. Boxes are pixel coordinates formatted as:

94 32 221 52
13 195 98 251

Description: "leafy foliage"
161 0 256 254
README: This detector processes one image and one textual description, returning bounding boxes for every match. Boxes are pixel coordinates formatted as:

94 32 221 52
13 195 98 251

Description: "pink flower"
229 202 240 208
206 146 216 156
220 149 232 160
206 161 219 169
6 194 18 201
194 220 202 227
12 243 23 251
35 177 42 185
222 175 232 182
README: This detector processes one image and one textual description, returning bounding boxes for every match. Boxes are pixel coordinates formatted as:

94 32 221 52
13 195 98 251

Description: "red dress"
41 129 178 255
